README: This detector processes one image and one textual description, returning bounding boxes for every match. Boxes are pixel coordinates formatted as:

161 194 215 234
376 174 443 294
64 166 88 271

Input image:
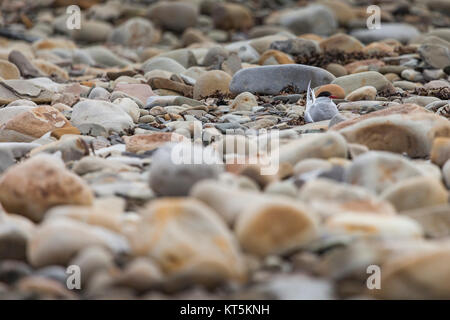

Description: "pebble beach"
0 0 450 300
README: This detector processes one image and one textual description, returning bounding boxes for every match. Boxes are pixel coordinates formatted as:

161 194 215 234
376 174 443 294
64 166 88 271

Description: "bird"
304 82 339 123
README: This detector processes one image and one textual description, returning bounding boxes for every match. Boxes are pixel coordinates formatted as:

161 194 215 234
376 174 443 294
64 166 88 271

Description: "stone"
157 49 197 69
344 151 425 194
405 205 450 239
114 83 154 106
112 98 140 123
418 44 450 69
444 160 450 188
141 57 186 74
298 179 396 219
0 78 60 105
193 70 232 99
249 35 291 55
123 132 186 154
375 245 450 299
325 213 423 238
0 105 74 143
276 4 337 36
126 198 246 287
259 50 294 65
81 47 130 68
326 63 348 77
88 87 110 100
350 23 420 44
8 50 45 78
319 0 356 27
70 246 115 286
28 218 129 268
331 71 390 95
32 60 69 81
333 104 450 157
315 84 345 99
212 3 254 31
381 176 448 212
71 100 134 134
191 180 265 224
230 65 335 95
363 42 395 55
114 257 162 291
345 59 385 74
278 132 348 166
424 80 450 90
109 18 155 47
401 69 423 82
345 86 377 101
319 34 364 53
0 60 20 80
148 77 193 97
229 92 258 112
29 135 90 162
431 137 450 167
147 2 198 33
149 143 224 196
72 20 112 43
72 156 139 176
0 154 94 222
270 38 320 57
235 197 319 257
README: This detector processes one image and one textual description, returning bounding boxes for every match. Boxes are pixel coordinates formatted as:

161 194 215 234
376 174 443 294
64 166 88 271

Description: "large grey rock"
350 23 420 44
276 5 337 36
229 65 335 95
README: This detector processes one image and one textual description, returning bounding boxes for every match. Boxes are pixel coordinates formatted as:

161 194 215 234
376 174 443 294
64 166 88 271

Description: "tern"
304 82 339 123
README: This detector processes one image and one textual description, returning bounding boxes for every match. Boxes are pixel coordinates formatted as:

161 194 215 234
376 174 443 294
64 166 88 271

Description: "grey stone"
230 64 335 95
270 38 320 56
277 5 337 36
350 23 420 44
149 143 224 196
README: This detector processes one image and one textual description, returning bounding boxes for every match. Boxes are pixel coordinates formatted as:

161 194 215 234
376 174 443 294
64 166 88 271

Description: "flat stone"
278 132 348 166
230 64 335 95
331 71 390 95
350 23 420 44
71 100 134 134
0 105 74 142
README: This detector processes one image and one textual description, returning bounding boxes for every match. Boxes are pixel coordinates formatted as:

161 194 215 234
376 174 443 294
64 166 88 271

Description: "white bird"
304 82 339 123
